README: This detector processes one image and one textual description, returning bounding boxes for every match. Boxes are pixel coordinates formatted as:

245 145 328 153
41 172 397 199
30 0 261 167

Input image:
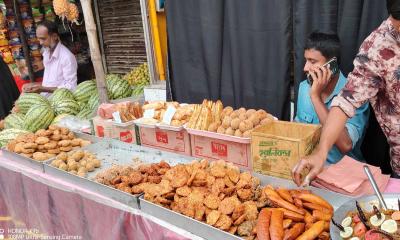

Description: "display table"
0 150 399 240
0 152 202 240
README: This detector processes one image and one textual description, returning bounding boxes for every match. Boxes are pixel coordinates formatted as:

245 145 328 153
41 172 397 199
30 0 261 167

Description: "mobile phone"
307 57 339 85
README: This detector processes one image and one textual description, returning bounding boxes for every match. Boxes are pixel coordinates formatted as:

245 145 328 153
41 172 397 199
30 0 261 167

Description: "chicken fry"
297 193 333 212
269 209 284 240
304 211 314 225
293 198 303 208
283 219 293 229
296 221 325 240
256 208 272 240
277 188 293 203
312 210 332 222
276 208 304 222
283 222 305 240
267 194 305 216
302 202 332 214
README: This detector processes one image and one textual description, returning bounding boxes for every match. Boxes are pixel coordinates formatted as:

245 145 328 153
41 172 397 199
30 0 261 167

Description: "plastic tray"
43 138 196 208
186 127 251 144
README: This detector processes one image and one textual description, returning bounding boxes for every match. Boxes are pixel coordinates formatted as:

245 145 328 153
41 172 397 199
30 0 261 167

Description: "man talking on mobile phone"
294 32 370 165
293 1 400 186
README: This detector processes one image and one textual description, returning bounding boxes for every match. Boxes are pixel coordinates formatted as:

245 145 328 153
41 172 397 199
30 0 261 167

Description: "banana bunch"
124 63 150 96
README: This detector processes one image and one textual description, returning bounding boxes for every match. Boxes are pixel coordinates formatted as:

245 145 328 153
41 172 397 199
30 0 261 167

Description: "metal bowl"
330 193 399 240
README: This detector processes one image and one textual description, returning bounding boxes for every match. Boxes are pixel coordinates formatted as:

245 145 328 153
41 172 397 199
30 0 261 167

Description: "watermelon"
87 92 99 112
106 76 132 100
24 105 55 132
49 88 75 106
73 80 97 103
78 101 86 111
77 107 93 120
15 93 50 114
4 113 26 130
53 99 80 116
0 128 30 147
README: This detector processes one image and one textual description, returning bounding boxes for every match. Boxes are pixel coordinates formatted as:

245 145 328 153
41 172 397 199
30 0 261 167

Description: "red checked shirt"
331 19 400 174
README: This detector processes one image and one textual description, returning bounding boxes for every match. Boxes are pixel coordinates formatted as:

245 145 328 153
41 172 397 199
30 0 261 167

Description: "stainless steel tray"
43 138 196 208
139 196 242 240
2 149 45 172
330 193 399 240
139 172 350 240
252 173 352 210
1 132 101 173
73 131 103 143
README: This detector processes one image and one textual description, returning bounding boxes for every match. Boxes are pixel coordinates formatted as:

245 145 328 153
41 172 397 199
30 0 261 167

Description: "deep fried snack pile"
50 150 102 177
187 99 275 137
94 161 172 195
256 187 334 240
6 125 91 162
143 159 267 238
142 159 334 240
141 101 195 127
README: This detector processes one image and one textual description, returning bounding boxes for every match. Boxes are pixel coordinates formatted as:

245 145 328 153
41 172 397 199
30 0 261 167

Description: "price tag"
162 106 176 125
143 109 155 119
112 111 122 123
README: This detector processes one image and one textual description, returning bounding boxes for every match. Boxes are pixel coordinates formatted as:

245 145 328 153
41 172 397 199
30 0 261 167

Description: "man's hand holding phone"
308 65 332 99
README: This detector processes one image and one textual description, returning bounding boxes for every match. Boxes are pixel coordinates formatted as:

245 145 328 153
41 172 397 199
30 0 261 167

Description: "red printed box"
138 126 191 156
187 129 252 171
113 123 138 144
92 116 114 138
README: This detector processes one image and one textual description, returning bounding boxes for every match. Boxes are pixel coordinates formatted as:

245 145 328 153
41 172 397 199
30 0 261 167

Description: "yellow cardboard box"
251 121 321 179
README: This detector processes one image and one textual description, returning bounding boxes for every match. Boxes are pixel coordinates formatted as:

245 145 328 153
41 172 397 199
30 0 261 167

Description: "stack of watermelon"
106 74 133 100
13 93 54 132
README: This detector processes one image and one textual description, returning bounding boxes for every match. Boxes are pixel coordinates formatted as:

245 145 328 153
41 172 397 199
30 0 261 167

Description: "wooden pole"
80 0 108 103
13 0 35 83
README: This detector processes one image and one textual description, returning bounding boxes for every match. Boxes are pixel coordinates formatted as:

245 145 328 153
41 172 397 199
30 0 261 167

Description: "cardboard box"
138 126 191 156
186 128 252 171
112 124 138 144
190 135 252 171
251 121 321 179
92 116 114 138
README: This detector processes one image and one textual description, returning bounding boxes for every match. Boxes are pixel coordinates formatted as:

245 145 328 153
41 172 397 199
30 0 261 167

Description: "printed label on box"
96 126 104 137
211 142 228 157
191 135 250 170
156 130 168 144
120 131 133 143
140 127 191 156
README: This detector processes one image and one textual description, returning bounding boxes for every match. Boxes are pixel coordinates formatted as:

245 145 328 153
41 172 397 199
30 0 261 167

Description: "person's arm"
292 108 348 186
309 66 353 153
38 86 57 93
293 50 383 186
310 95 353 153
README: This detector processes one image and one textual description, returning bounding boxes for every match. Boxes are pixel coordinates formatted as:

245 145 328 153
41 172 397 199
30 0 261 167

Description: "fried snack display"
49 150 101 177
187 99 275 137
256 187 334 240
6 125 91 162
143 159 268 238
94 160 171 195
141 158 334 239
140 101 195 127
